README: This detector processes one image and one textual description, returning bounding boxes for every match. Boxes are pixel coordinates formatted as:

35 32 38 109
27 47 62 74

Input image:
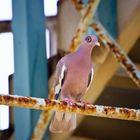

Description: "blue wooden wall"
12 0 48 139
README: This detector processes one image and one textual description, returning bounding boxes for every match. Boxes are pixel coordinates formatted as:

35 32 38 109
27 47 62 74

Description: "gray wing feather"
54 59 67 99
87 68 94 89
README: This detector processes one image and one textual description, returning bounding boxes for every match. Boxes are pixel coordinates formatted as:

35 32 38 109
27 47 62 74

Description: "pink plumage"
49 35 100 133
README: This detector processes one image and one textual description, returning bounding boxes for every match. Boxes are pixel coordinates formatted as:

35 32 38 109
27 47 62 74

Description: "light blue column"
85 0 118 39
12 0 48 139
97 0 118 38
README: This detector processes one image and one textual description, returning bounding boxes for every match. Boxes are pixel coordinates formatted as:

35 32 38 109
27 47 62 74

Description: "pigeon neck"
76 45 93 60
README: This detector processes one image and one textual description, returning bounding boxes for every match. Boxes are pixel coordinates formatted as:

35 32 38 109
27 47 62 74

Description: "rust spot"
31 134 35 139
51 100 56 106
17 97 37 105
75 102 81 108
132 73 139 81
4 95 15 102
129 110 136 118
94 27 100 32
99 33 106 40
45 99 58 110
91 22 100 32
91 22 97 28
18 97 28 103
58 101 68 112
42 111 49 122
112 50 120 57
68 105 75 112
104 107 116 114
107 42 116 49
45 98 51 104
62 100 68 106
120 57 126 64
91 106 96 112
31 98 37 104
119 108 130 117
126 64 135 72
0 97 2 102
85 105 96 113
121 57 127 65
77 0 83 5
81 104 86 110
71 102 78 110
82 4 92 22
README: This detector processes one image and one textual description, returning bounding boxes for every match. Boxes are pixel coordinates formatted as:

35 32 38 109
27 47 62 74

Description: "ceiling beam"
108 75 139 90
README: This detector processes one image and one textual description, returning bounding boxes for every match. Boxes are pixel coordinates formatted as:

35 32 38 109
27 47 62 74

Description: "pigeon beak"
95 42 100 47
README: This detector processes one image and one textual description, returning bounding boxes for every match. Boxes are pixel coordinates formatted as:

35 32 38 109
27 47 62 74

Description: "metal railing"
0 94 140 122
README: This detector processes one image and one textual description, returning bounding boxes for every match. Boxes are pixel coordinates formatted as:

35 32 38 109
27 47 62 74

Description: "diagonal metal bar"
72 0 140 87
31 110 52 140
0 94 140 122
30 89 54 140
90 21 140 87
69 0 100 53
31 1 100 139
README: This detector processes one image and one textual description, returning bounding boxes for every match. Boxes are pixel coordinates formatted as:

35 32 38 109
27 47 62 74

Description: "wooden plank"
12 0 48 139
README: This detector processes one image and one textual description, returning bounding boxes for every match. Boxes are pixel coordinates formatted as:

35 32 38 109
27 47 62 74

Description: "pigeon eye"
85 36 92 43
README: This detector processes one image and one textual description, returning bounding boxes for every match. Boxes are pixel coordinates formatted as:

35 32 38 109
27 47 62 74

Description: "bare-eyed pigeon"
49 35 100 133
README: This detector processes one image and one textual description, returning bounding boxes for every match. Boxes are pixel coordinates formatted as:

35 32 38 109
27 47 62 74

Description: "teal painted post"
83 0 118 38
12 0 48 139
97 0 118 38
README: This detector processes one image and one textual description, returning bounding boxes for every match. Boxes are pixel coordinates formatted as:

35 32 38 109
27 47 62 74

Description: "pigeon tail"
49 112 76 133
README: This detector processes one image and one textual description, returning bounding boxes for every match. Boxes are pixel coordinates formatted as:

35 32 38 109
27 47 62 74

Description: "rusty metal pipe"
90 21 140 87
31 110 52 140
69 0 100 52
0 94 140 122
30 89 55 140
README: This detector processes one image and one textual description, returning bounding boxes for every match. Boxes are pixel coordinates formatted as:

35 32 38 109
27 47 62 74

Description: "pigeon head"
82 35 100 48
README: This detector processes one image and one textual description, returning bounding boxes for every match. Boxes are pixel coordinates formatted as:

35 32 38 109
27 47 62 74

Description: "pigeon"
49 35 100 133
